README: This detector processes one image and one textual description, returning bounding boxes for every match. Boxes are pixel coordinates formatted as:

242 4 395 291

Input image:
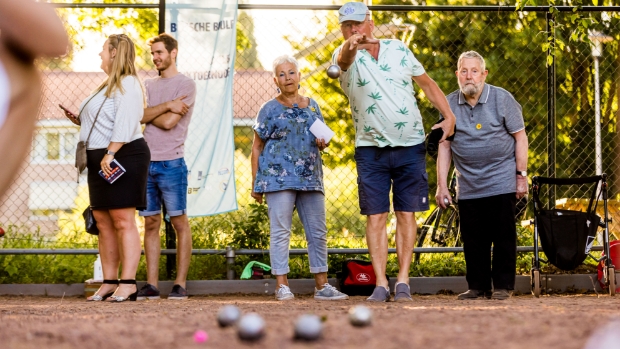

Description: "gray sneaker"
394 282 413 302
491 289 512 300
275 284 294 301
314 283 349 301
366 286 390 302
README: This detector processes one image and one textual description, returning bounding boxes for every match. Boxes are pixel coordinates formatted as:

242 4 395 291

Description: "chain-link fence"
2 3 620 263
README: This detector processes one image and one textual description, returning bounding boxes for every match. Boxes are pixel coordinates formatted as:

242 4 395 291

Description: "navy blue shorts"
354 144 429 215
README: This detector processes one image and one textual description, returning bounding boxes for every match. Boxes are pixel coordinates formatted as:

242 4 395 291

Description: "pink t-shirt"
144 73 196 161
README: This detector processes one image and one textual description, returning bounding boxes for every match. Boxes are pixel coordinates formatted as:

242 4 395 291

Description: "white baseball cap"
338 2 369 24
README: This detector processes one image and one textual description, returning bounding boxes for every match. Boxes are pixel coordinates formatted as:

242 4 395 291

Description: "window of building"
32 128 79 164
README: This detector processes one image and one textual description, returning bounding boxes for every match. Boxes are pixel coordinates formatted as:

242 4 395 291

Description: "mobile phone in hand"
58 104 77 118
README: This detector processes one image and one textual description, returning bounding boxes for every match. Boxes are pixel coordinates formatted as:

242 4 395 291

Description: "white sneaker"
275 284 294 301
314 283 349 300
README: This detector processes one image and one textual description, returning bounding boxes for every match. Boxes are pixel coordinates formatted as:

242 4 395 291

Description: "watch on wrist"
106 150 116 156
516 170 527 177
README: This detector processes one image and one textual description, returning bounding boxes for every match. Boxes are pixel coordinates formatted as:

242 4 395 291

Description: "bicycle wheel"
414 205 460 263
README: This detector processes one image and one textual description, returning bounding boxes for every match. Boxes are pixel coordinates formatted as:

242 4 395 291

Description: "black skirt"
87 138 150 210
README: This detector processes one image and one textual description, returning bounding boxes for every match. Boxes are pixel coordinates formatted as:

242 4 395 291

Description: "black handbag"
82 206 99 235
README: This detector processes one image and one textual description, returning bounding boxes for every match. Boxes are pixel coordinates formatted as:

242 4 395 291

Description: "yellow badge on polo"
476 123 482 129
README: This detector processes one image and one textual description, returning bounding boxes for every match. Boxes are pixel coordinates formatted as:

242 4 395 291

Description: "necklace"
278 95 306 108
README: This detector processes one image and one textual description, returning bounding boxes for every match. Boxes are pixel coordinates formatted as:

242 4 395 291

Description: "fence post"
546 10 556 208
226 246 236 280
158 0 165 34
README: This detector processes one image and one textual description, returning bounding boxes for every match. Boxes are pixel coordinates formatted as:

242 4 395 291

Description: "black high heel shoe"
107 279 138 302
87 279 119 302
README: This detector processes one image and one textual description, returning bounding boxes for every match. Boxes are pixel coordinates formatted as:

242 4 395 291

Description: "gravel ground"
0 294 618 349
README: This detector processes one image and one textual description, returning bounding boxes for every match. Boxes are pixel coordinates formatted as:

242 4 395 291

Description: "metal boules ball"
237 313 265 341
217 305 241 327
348 305 372 327
294 314 323 341
327 64 341 79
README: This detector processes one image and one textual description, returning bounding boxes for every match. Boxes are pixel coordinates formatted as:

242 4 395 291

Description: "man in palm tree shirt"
332 1 456 302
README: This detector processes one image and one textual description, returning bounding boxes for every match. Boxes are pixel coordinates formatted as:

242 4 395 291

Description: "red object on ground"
597 240 620 291
0 227 4 237
343 261 376 287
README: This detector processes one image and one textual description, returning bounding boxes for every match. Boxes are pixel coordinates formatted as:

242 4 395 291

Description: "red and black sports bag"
336 259 389 296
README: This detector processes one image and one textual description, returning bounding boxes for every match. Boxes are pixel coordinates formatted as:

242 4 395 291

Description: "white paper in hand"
309 119 335 144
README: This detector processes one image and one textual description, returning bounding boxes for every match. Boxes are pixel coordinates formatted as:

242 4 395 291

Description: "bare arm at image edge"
0 0 68 198
0 0 68 59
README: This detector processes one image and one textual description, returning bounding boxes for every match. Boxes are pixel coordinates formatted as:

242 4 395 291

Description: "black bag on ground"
537 209 599 271
336 259 388 296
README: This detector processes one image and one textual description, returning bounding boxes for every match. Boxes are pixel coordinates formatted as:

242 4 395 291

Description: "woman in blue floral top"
251 55 348 301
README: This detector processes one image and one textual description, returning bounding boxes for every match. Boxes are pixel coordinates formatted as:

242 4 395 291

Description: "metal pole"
546 11 556 208
594 55 602 178
226 246 236 280
159 0 165 34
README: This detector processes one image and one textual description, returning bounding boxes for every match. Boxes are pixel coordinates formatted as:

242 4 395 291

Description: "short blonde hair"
272 55 299 76
457 51 486 71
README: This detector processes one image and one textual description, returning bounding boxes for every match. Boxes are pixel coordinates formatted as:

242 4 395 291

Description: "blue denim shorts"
354 144 429 215
139 158 188 217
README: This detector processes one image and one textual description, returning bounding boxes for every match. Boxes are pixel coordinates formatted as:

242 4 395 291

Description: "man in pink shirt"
138 33 196 300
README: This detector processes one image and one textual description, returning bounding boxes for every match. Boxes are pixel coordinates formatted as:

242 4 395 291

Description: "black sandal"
107 279 138 302
87 279 118 302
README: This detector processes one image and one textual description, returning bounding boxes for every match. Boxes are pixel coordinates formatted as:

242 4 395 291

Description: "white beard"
459 82 482 96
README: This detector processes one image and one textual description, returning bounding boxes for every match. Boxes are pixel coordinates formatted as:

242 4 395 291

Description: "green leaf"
379 64 391 72
400 57 407 67
394 122 408 129
366 103 377 115
356 78 370 87
368 92 382 100
396 108 409 115
374 135 387 142
546 55 554 66
363 125 372 132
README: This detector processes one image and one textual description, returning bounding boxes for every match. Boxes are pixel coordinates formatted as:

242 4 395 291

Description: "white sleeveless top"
0 60 9 130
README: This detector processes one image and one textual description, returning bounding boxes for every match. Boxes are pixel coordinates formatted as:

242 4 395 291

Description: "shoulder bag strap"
79 86 108 146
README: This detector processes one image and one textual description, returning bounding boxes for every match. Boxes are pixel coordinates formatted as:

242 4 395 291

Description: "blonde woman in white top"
62 34 150 302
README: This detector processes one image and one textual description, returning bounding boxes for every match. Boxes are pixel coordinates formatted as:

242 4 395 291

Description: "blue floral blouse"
253 98 325 193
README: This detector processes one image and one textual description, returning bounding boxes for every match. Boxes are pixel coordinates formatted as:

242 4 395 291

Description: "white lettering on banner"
166 0 239 216
182 68 230 80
